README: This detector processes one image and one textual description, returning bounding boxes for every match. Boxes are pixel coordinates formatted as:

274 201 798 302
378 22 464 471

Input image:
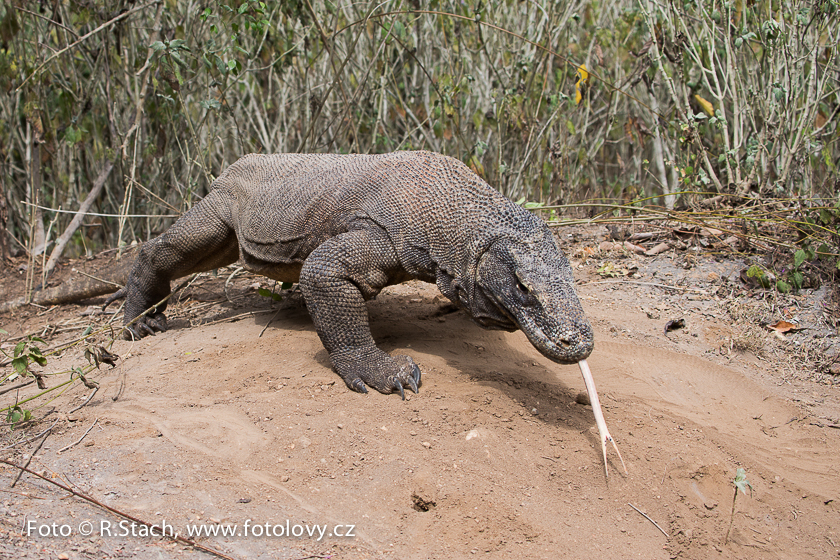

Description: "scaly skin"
106 151 594 398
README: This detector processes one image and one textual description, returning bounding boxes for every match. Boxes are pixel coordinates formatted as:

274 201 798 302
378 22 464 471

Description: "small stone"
421 441 431 448
280 475 290 482
58 555 69 560
829 363 840 376
337 423 344 429
575 392 591 406
410 431 417 436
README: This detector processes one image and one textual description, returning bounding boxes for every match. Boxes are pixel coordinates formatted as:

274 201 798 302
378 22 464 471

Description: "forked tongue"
578 359 627 478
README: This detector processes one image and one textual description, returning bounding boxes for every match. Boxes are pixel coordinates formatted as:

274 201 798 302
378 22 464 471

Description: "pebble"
421 441 431 448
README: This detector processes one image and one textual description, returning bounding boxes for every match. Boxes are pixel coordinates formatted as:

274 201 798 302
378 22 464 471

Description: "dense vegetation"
0 0 838 270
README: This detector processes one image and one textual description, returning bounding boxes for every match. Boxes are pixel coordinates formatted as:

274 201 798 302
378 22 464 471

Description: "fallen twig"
259 307 284 337
58 418 98 453
1 419 59 450
11 428 52 488
200 309 275 327
0 458 239 560
628 503 669 537
0 380 36 397
68 386 99 414
585 280 708 294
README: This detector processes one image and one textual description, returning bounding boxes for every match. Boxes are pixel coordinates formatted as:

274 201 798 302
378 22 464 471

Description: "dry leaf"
768 320 799 333
645 242 671 256
815 110 827 130
623 241 646 254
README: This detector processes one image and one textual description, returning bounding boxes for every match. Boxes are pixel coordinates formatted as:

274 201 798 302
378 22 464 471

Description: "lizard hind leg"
300 228 421 399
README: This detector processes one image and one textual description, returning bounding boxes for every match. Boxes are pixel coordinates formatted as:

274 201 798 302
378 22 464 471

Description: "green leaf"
200 99 222 110
790 271 803 290
746 265 764 279
794 249 807 268
169 52 188 69
150 41 166 51
734 468 753 496
816 243 831 258
12 356 27 375
257 287 282 302
14 340 25 357
566 120 575 135
7 408 21 424
280 282 294 290
776 280 791 293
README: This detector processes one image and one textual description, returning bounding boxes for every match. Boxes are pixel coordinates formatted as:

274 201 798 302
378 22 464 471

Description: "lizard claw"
124 314 168 340
393 378 406 400
407 375 419 395
348 377 368 394
410 363 421 386
331 350 421 399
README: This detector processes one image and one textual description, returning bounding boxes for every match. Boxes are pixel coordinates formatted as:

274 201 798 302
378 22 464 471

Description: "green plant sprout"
726 467 754 544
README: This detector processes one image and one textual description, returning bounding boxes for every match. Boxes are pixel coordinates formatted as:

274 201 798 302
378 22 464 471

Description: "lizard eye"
515 278 529 294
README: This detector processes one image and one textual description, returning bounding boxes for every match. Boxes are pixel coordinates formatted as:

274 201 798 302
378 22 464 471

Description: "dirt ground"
1 225 839 560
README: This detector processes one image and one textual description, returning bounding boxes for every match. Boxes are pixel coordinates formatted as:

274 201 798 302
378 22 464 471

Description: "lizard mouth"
487 290 592 364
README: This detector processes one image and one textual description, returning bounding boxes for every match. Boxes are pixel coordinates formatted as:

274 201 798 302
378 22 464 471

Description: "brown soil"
1 226 839 560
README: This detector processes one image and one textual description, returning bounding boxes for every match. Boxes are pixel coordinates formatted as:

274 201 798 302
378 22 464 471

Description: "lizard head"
471 233 594 364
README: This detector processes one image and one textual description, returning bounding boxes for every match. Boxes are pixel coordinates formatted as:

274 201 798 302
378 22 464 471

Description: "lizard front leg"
108 191 239 339
300 228 420 399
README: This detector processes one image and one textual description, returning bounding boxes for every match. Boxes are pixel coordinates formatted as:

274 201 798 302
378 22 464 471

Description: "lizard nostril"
559 339 572 349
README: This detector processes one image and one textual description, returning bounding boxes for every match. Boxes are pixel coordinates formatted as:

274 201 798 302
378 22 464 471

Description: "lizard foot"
331 348 422 400
124 313 168 340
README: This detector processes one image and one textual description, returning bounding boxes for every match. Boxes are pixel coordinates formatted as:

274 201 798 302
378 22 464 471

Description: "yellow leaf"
695 94 714 117
576 63 589 83
575 64 588 106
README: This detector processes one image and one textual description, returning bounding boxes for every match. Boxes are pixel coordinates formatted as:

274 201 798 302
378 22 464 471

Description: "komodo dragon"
106 151 595 399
